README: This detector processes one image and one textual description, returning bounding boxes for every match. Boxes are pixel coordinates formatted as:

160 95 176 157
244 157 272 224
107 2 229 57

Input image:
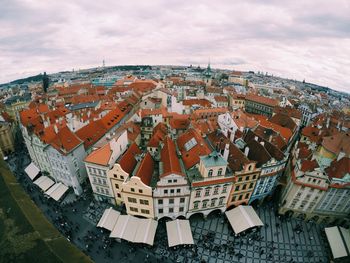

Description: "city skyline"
1 0 350 92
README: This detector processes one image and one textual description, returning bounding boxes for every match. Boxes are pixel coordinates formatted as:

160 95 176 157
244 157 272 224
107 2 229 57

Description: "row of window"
127 197 150 205
235 182 254 191
164 188 181 194
231 193 250 202
158 207 184 214
88 167 106 176
93 176 107 186
208 168 223 177
96 186 110 195
130 207 150 214
158 197 185 205
195 185 227 198
193 197 225 209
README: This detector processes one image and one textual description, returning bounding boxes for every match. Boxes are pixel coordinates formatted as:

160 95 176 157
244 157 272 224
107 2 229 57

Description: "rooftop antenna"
102 59 105 68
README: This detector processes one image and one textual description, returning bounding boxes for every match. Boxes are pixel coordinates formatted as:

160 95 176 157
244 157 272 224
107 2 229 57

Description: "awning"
110 215 158 246
45 182 69 201
33 176 55 191
166 219 194 247
325 226 350 259
97 207 120 231
24 162 40 180
225 205 264 235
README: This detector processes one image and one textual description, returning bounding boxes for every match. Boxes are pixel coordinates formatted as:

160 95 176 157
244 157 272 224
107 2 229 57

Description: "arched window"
218 168 223 176
208 169 213 177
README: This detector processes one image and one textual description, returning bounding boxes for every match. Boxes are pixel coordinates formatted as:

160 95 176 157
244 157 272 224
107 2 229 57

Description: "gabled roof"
270 113 297 132
135 153 154 186
326 157 350 179
207 131 251 172
50 126 82 154
300 159 319 172
322 132 350 156
176 128 211 169
161 137 183 177
85 143 112 166
119 143 142 174
200 151 227 168
245 94 279 107
75 120 107 149
252 114 292 142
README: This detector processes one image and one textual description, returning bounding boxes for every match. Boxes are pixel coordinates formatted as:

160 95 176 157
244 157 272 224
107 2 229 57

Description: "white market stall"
34 176 55 191
225 205 264 235
110 215 158 246
24 162 40 180
325 226 350 259
97 207 121 231
166 219 194 247
45 182 69 201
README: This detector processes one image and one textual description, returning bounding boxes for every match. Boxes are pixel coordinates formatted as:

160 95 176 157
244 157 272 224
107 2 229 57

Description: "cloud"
0 0 349 92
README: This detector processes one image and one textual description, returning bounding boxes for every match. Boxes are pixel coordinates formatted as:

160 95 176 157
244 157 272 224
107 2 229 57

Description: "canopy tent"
225 205 264 235
166 219 194 247
34 176 55 191
24 162 40 180
45 182 69 201
97 207 121 231
110 215 158 246
325 226 350 259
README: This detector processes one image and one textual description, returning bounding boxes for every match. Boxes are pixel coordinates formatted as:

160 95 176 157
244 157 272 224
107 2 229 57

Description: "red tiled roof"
119 143 142 174
182 99 212 107
246 94 279 107
135 152 154 186
75 120 107 149
177 128 211 169
50 126 82 154
214 96 228 102
270 113 297 132
326 157 350 179
300 159 319 172
252 114 292 142
322 132 350 156
161 137 183 177
85 143 112 166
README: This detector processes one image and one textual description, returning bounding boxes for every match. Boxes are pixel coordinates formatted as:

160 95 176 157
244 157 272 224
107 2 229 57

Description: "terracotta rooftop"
118 143 142 174
50 126 83 154
207 131 251 172
182 99 212 107
300 159 319 172
322 132 350 156
85 143 112 166
135 152 154 186
246 94 279 107
176 128 211 169
326 157 350 179
252 114 292 142
161 137 183 177
270 113 297 132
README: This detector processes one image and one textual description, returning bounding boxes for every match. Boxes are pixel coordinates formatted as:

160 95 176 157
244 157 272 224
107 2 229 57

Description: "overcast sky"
1 0 350 92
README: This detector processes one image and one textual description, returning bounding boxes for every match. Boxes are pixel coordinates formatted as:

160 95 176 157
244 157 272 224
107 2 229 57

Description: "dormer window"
208 169 213 177
218 168 223 176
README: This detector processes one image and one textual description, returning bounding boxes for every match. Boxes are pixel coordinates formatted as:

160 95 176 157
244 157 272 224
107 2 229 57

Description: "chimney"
53 124 58 133
326 117 330 128
244 146 250 156
269 135 273 142
230 130 235 142
260 141 265 146
223 143 229 161
254 136 258 141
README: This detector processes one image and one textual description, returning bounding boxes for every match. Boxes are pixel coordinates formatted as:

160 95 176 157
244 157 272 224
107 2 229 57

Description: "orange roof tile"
135 152 154 186
177 128 211 169
119 143 142 174
161 137 183 177
85 143 112 166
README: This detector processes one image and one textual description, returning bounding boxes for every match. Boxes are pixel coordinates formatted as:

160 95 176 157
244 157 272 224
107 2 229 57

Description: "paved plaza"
150 204 331 263
6 151 333 263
